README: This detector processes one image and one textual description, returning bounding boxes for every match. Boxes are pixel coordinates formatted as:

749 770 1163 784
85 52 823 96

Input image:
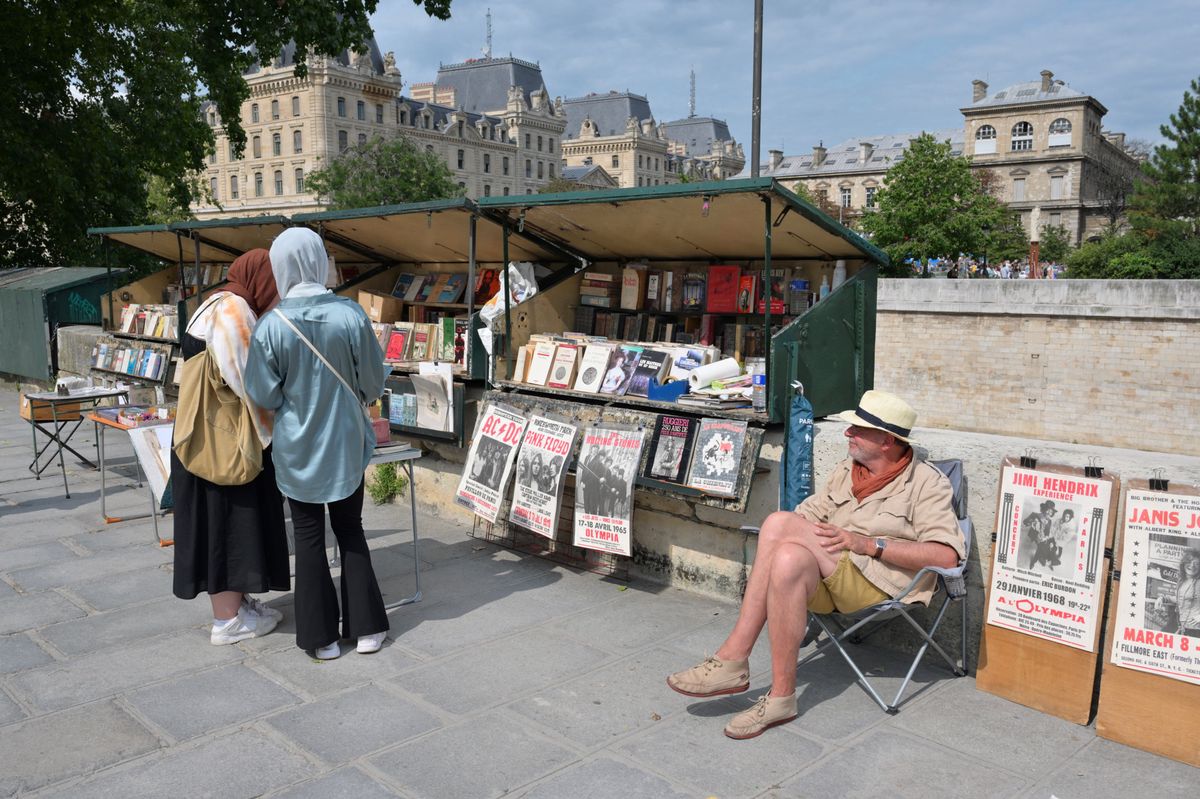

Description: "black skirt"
171 334 290 599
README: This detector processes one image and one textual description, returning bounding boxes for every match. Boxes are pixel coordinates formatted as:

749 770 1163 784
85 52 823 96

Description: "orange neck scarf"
850 447 913 501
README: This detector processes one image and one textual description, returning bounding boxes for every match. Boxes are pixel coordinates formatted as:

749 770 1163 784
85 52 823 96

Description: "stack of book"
91 337 172 381
391 272 469 305
376 316 470 369
118 304 179 340
578 272 619 309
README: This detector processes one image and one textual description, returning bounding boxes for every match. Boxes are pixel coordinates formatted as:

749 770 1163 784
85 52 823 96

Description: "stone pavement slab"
67 565 176 612
270 766 402 798
265 683 442 765
249 637 421 700
0 541 77 571
7 546 169 593
125 663 301 742
1027 737 1200 799
0 689 24 725
517 755 694 799
0 591 87 635
0 632 54 674
0 701 160 796
369 710 579 799
38 595 206 656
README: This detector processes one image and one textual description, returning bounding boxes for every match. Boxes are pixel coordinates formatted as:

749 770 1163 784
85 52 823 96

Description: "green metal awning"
88 216 292 264
477 178 888 265
292 198 570 265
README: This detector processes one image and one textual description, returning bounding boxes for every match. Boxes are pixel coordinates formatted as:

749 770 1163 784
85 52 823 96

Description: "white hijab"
270 227 332 299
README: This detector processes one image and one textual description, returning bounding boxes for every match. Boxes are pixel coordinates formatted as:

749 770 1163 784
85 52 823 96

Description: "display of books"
436 273 468 304
573 343 612 393
392 272 418 299
525 340 557 386
706 265 741 313
685 418 749 496
643 414 698 484
599 344 642 396
547 343 579 389
403 275 428 302
624 347 671 398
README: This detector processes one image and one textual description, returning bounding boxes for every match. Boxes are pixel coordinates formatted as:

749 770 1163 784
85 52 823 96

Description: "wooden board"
975 456 1121 724
1095 479 1200 766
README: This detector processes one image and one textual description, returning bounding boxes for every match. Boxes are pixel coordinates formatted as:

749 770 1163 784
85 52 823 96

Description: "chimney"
768 149 783 171
812 142 827 167
859 141 874 163
972 79 988 103
1040 70 1054 92
1106 132 1126 149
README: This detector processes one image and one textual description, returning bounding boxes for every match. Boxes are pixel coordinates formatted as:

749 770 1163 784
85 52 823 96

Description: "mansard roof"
745 127 964 178
563 91 654 139
243 37 387 75
662 116 735 155
434 56 548 114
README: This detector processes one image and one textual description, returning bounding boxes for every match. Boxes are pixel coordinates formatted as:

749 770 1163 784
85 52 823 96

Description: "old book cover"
645 271 661 312
620 265 646 311
573 343 613 393
736 274 757 313
408 323 434 361
403 275 427 302
424 273 451 303
385 324 412 361
512 343 531 382
705 265 741 313
437 273 467 304
686 418 749 497
643 414 699 483
392 272 417 298
525 340 558 386
599 345 642 396
547 344 579 389
625 347 671 397
473 268 501 305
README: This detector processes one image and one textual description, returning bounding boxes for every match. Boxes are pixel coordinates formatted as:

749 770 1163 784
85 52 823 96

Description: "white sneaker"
357 632 386 654
210 607 278 645
242 596 283 624
314 641 341 660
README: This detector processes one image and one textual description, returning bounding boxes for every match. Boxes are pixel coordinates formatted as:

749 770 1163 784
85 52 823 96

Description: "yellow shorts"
808 552 890 614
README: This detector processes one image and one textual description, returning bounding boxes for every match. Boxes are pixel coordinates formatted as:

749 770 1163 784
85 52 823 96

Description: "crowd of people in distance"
912 256 1066 280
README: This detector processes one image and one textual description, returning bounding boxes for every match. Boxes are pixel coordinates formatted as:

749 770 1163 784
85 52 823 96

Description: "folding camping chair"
796 458 973 713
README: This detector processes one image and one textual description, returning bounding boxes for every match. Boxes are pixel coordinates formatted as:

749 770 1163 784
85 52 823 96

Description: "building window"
270 99 279 120
865 186 877 208
525 159 531 178
483 153 491 173
337 97 346 117
637 177 643 186
583 156 592 166
548 137 554 153
1048 118 1072 147
549 162 555 179
208 110 216 125
976 125 997 140
230 175 239 199
426 144 434 153
457 149 465 169
1049 212 1061 227
840 187 852 208
400 110 408 125
1012 178 1026 201
272 133 281 156
526 189 532 195
458 182 466 190
295 168 304 194
229 142 237 161
612 154 619 168
292 96 300 116
537 135 543 151
1050 174 1065 200
1011 121 1033 151
638 154 643 168
525 133 531 149
975 124 998 154
502 156 509 175
254 172 263 197
252 136 261 158
537 161 544 179
503 186 510 196
356 100 365 121
208 151 216 165
499 128 507 143
293 130 302 153
483 184 491 196
210 176 218 200
273 170 283 195
358 133 367 146
654 158 659 171
251 103 259 123
338 130 348 152
375 103 383 123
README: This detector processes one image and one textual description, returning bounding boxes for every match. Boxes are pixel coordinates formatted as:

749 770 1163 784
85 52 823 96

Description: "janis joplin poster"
509 415 578 539
1109 488 1200 686
985 462 1116 652
573 424 646 556
455 403 528 523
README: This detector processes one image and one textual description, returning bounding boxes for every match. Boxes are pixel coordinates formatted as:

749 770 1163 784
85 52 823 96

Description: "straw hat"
836 390 916 443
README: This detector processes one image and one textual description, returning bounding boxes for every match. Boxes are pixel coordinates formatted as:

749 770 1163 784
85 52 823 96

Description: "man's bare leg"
765 543 821 697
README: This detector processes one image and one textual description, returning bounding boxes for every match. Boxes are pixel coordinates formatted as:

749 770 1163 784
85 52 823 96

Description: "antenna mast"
483 8 493 59
689 67 696 118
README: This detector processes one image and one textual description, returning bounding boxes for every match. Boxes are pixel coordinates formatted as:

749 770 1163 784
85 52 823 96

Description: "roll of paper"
688 357 741 389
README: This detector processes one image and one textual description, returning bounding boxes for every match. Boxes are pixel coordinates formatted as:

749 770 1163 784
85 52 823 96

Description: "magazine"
624 347 671 397
685 418 749 497
573 424 646 556
509 415 579 539
643 414 698 483
598 345 642 396
410 373 451 432
455 403 528 522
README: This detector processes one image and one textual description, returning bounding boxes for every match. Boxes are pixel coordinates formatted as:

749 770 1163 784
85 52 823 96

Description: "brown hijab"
223 249 279 316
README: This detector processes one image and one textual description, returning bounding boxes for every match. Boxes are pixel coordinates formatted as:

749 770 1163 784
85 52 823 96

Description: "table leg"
98 422 108 521
29 418 40 481
384 459 421 610
51 403 69 499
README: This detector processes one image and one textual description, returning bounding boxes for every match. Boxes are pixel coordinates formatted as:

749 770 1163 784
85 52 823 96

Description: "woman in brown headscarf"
172 249 291 645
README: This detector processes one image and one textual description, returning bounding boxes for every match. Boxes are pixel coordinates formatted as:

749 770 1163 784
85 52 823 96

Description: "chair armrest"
740 526 761 535
892 562 968 603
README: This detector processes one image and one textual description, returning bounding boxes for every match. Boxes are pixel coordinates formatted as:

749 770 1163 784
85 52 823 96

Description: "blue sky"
372 0 1199 162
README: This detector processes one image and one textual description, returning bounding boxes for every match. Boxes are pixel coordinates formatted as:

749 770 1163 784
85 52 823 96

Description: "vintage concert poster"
508 415 578 539
454 403 528 523
573 424 646 556
985 463 1113 651
1109 489 1200 686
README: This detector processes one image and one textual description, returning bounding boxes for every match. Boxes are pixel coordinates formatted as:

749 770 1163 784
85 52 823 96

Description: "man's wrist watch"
872 538 887 559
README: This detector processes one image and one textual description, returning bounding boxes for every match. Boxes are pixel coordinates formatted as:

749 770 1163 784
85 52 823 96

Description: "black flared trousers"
288 481 389 651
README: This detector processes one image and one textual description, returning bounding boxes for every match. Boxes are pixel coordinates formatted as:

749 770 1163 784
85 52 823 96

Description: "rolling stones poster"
573 424 646 556
985 462 1114 652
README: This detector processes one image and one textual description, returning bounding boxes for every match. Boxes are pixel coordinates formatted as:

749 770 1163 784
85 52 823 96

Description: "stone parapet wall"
875 279 1200 454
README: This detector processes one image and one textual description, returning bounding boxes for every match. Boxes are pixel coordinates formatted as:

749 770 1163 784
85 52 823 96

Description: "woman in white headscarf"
244 227 390 660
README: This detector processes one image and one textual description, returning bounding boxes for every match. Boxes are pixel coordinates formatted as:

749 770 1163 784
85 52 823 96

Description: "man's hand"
813 522 871 557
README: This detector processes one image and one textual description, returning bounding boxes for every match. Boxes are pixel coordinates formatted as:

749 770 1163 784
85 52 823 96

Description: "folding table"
25 387 129 498
368 444 424 610
87 411 172 546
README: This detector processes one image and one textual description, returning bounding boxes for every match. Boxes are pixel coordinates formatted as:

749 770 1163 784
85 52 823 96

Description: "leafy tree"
305 135 462 210
539 177 590 193
0 0 453 268
1037 224 1072 264
983 209 1029 264
860 133 1007 276
1130 75 1200 238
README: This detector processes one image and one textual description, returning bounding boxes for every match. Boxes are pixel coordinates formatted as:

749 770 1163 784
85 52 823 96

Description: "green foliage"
1068 229 1200 279
983 210 1030 263
306 135 462 210
539 177 587 194
860 134 1008 276
1130 75 1200 238
1037 224 1072 264
0 0 453 268
367 462 408 505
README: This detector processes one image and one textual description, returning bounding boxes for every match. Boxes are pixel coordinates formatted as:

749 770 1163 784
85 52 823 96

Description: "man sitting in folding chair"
667 390 963 739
